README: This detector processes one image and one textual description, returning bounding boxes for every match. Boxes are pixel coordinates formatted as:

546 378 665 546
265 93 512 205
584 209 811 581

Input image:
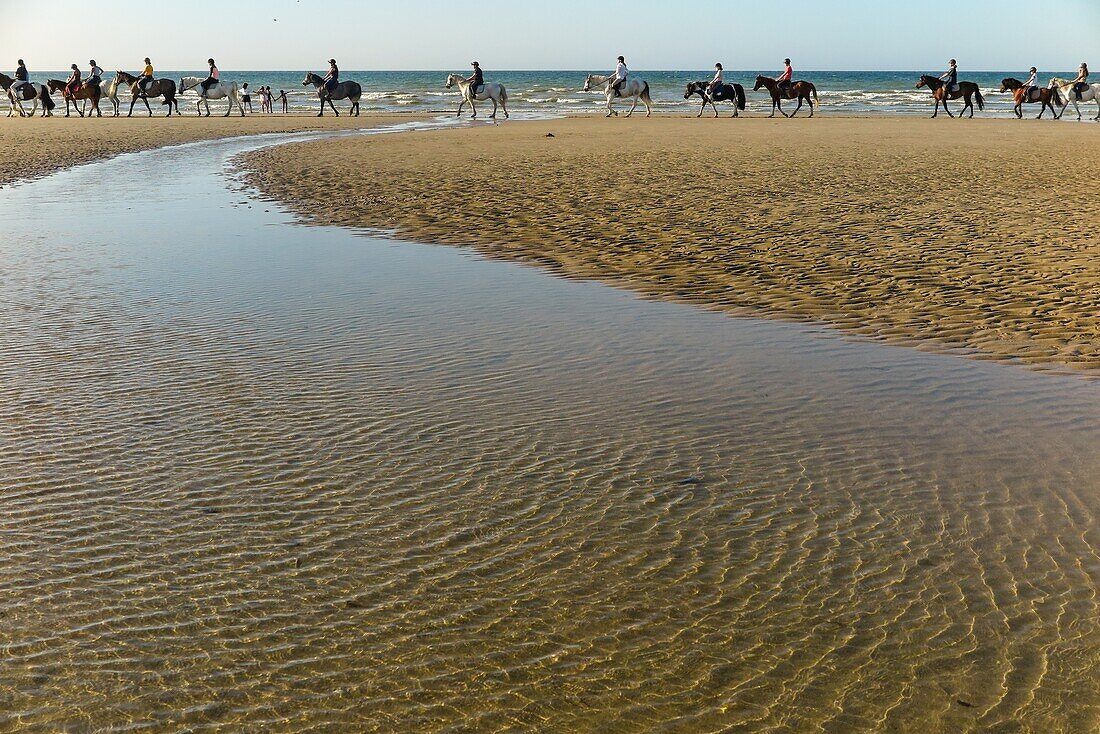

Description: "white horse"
583 74 653 117
178 76 243 117
445 73 508 119
75 76 122 117
1049 77 1100 121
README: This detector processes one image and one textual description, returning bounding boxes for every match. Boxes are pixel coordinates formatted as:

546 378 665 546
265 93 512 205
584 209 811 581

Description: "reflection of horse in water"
753 75 818 118
0 73 55 117
999 78 1060 120
583 74 653 118
445 73 509 119
47 78 103 117
1048 77 1100 121
115 71 179 117
915 75 984 118
684 81 746 118
302 72 362 117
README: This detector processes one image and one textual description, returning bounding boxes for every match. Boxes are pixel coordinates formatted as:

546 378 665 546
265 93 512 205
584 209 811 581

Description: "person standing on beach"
241 82 253 112
87 60 103 88
777 58 793 94
939 59 958 93
199 58 219 98
277 89 288 113
610 56 628 97
707 62 724 98
465 61 484 95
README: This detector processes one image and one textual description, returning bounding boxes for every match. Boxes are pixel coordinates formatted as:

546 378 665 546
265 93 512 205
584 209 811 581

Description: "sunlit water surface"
1 121 1099 733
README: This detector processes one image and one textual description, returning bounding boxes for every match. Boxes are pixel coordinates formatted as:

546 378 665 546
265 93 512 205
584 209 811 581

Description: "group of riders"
6 53 1093 111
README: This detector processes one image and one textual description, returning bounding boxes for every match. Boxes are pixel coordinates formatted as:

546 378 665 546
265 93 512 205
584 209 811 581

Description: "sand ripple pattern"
1 131 1100 732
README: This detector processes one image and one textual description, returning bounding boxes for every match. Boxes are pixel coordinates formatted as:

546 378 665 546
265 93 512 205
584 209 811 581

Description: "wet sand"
242 116 1100 372
0 114 425 187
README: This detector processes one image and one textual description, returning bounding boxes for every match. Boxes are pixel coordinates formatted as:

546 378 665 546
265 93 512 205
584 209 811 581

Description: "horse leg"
143 97 152 117
790 98 802 118
469 98 477 119
777 98 788 118
329 98 339 117
627 95 638 117
605 94 614 118
456 97 464 117
489 97 497 119
943 98 954 118
317 97 324 117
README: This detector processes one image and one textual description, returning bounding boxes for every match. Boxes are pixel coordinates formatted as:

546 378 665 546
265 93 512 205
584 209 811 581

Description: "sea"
11 69 1084 117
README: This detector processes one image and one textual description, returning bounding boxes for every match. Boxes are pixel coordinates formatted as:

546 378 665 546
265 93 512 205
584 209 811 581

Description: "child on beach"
276 89 288 113
241 83 253 113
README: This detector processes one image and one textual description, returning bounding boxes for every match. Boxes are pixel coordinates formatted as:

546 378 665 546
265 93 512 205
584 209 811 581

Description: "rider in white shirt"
611 56 628 96
707 63 724 98
1023 67 1038 101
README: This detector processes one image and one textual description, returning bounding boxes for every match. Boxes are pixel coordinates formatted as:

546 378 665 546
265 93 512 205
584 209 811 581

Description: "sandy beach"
0 114 426 187
241 116 1100 372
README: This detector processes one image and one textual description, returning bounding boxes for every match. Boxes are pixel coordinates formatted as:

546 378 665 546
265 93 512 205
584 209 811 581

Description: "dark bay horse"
753 75 818 118
302 72 362 116
47 78 102 117
999 78 1061 119
916 75 984 118
684 81 746 117
116 70 179 117
0 73 55 117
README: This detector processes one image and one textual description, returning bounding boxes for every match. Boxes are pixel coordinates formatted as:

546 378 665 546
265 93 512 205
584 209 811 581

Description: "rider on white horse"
87 60 103 89
611 56 628 97
466 61 484 96
200 58 219 98
1070 62 1089 100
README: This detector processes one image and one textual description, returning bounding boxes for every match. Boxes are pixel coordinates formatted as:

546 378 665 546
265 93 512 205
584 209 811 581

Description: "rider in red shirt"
777 58 793 94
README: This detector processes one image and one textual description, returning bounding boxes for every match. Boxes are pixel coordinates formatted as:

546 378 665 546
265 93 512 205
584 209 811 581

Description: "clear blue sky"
3 0 1097 71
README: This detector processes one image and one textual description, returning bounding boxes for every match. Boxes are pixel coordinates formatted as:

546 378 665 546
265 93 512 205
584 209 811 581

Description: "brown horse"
0 72 55 117
753 75 818 118
915 75 985 118
999 78 1061 119
47 78 102 118
115 70 179 117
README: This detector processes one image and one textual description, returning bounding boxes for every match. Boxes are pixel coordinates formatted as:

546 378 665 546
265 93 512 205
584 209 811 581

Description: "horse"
46 78 102 117
115 70 179 117
0 73 55 117
178 76 243 117
684 81 746 118
752 75 818 118
915 75 984 118
445 73 509 119
583 74 653 118
999 78 1061 120
88 76 122 117
302 72 361 117
1048 77 1100 121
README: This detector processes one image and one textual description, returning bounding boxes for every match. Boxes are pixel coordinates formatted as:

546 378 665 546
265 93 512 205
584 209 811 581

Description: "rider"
939 59 958 94
1070 62 1089 100
1023 66 1039 101
777 58 793 94
87 59 103 88
611 55 628 97
465 61 484 96
322 59 339 95
138 57 154 93
65 64 82 96
199 58 219 97
12 59 29 96
707 62 724 98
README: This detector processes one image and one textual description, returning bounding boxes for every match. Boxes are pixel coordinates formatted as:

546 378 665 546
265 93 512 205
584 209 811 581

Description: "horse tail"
500 85 507 104
41 85 55 111
974 87 985 111
735 84 746 110
812 83 819 109
1052 85 1062 107
642 81 651 101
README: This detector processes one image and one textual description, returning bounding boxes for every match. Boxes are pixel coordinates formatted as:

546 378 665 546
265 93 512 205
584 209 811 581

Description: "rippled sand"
0 114 424 187
2 129 1100 732
243 116 1100 372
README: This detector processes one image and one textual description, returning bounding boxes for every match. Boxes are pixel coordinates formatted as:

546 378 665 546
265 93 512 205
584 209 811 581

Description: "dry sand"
242 116 1100 372
0 114 425 187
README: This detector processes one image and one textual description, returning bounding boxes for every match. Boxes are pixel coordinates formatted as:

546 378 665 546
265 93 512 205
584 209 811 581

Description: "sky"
2 0 1098 71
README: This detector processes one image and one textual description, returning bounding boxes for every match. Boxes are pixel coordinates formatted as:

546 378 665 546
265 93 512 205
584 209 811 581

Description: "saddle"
1027 87 1041 103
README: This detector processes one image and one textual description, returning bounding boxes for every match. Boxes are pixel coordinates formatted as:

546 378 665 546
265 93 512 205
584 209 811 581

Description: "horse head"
753 76 768 91
999 78 1017 93
684 82 697 99
302 72 317 88
445 74 459 89
583 75 593 93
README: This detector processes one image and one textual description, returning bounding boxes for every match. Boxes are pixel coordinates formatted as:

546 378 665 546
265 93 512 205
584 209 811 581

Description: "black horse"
684 81 746 117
